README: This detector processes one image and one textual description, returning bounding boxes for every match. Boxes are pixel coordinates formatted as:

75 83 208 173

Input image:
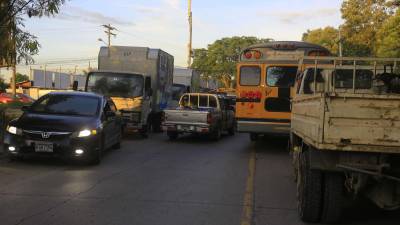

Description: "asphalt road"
0 133 399 225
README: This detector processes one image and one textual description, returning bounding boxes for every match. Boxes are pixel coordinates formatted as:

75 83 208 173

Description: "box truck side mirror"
145 76 152 97
72 81 79 91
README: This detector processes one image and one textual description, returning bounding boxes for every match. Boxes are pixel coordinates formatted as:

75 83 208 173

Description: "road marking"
240 149 256 225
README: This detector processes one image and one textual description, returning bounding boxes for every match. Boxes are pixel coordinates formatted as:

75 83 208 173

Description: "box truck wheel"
250 133 259 141
297 150 323 223
320 173 344 224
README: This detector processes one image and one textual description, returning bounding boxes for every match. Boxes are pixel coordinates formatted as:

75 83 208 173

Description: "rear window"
334 69 373 89
30 95 100 116
180 94 218 108
266 66 297 87
240 66 261 86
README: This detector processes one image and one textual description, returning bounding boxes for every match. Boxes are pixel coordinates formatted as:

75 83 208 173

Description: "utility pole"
187 0 193 68
338 26 343 57
102 24 117 47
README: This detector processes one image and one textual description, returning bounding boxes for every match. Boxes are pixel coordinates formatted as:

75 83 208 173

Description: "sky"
1 0 343 78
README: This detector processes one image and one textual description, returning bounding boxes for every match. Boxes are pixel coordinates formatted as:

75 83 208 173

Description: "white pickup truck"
163 93 235 140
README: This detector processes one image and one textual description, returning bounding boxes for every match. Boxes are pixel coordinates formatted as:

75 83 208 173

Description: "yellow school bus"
236 41 331 141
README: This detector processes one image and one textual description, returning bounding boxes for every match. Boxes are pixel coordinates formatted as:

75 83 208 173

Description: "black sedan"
3 92 122 165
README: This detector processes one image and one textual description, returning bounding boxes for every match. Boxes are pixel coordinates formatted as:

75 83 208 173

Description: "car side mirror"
105 111 116 118
21 105 30 112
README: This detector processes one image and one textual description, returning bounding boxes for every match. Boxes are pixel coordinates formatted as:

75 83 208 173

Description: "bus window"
266 66 297 87
240 66 261 86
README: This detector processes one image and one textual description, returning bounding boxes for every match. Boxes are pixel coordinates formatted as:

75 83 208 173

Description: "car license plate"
35 142 54 153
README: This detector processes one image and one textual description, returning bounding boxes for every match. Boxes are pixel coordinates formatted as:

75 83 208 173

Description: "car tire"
250 133 259 141
88 138 103 165
167 131 178 140
297 150 323 223
112 128 122 150
320 173 344 224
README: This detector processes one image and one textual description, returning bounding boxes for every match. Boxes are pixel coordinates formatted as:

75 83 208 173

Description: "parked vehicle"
86 46 174 137
0 93 35 104
291 56 400 223
173 67 200 93
163 93 235 140
3 92 122 165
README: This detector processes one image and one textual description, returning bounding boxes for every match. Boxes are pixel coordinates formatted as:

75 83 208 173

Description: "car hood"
12 113 98 132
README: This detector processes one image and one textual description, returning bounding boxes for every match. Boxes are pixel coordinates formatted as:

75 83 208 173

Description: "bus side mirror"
72 81 78 91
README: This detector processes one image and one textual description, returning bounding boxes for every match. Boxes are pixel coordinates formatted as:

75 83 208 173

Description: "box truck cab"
85 46 174 137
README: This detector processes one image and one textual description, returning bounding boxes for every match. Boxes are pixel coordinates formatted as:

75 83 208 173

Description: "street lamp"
98 38 107 46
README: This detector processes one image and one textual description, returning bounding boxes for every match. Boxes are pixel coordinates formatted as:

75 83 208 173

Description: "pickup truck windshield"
87 72 144 98
30 95 100 116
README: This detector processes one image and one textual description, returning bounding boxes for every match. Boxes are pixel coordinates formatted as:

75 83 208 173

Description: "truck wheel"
297 150 322 223
250 133 259 141
167 131 178 140
320 173 344 224
140 122 151 138
228 126 235 136
210 127 222 141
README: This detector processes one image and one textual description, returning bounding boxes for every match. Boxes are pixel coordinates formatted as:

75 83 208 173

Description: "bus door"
264 64 298 118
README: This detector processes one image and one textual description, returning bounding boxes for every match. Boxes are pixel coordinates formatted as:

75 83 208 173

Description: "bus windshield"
87 72 144 98
266 66 297 87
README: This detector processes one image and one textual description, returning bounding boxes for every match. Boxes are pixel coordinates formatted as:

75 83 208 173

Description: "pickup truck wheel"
250 133 259 141
167 131 178 140
210 127 222 141
228 126 235 136
297 150 322 223
320 173 344 224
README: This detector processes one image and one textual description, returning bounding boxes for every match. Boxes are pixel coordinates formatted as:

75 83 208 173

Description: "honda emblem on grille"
41 132 50 139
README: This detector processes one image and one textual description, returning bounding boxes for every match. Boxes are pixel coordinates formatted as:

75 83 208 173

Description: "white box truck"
85 46 174 137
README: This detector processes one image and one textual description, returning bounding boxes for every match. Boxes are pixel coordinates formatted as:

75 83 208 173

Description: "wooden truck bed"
292 93 400 153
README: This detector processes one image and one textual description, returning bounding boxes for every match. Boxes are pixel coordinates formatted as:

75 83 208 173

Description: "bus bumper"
236 119 290 135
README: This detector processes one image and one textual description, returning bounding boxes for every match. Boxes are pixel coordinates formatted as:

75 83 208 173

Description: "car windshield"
30 95 100 116
87 72 144 98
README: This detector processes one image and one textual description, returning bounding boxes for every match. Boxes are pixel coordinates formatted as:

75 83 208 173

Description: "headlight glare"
78 129 91 137
77 129 97 137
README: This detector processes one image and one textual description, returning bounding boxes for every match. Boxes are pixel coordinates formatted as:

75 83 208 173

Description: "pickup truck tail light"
207 113 212 124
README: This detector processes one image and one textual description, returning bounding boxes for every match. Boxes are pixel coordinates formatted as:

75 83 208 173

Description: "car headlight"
7 126 22 135
77 129 97 137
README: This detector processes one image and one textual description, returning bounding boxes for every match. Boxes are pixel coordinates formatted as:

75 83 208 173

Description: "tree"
302 27 339 55
376 9 400 57
15 73 29 83
191 36 273 88
0 0 67 65
340 0 397 56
